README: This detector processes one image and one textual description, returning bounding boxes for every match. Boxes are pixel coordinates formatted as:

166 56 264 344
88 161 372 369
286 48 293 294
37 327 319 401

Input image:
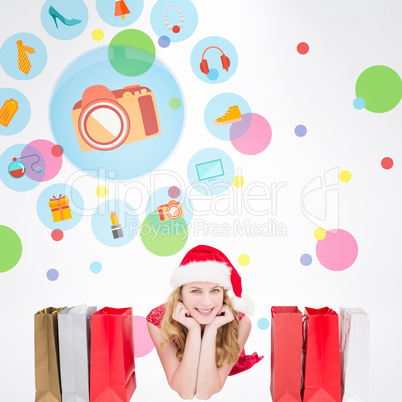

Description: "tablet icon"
196 159 224 181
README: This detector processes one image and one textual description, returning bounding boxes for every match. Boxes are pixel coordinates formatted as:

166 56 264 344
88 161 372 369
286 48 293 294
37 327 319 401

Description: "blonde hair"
160 287 241 367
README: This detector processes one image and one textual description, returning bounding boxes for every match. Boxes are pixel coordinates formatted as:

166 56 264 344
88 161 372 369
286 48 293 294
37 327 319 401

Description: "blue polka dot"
257 317 270 330
207 68 219 81
295 124 307 137
158 35 171 48
353 97 365 110
300 253 312 266
46 268 59 281
90 261 102 274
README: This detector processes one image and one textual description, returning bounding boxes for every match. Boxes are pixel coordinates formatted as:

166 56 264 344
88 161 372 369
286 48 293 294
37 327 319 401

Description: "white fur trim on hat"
232 294 254 316
170 261 232 290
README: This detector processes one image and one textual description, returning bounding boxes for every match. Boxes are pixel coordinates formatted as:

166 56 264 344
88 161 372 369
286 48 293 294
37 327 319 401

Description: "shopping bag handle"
302 314 308 350
37 307 66 315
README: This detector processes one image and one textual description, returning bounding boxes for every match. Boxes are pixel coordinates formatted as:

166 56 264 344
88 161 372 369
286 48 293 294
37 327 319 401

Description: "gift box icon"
48 194 72 223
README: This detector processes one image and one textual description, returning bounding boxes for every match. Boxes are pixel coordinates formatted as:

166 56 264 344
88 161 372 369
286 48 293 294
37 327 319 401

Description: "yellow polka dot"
314 228 326 240
339 170 352 183
232 175 245 188
96 186 108 198
92 29 104 41
238 254 250 266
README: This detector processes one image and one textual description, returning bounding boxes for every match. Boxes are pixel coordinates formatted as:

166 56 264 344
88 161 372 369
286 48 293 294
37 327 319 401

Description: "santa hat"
170 245 254 315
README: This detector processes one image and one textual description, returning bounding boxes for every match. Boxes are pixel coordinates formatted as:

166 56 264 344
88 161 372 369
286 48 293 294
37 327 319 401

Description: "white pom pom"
231 294 254 316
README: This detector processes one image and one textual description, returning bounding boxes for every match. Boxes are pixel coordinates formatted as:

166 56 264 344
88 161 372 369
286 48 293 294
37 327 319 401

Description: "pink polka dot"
230 113 272 155
316 229 358 271
168 186 180 198
51 229 64 241
381 157 393 169
51 145 64 157
133 315 154 358
22 140 62 182
297 42 309 54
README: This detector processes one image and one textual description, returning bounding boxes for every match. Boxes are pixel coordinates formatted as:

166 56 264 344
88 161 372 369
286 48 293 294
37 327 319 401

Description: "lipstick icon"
110 211 124 239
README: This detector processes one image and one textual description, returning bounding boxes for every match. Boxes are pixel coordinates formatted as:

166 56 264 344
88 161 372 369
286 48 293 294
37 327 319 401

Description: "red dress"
146 304 263 376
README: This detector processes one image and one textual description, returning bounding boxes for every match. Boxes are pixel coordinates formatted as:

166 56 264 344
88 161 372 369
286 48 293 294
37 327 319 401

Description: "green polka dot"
169 97 181 110
0 226 22 273
146 211 187 235
141 214 188 256
108 29 156 77
355 65 402 113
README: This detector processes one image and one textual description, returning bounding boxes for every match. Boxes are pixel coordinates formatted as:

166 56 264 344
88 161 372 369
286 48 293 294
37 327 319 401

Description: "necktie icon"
16 40 35 75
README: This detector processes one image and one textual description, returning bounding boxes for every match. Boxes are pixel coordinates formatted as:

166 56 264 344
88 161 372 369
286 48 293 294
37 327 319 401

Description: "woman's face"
181 282 224 325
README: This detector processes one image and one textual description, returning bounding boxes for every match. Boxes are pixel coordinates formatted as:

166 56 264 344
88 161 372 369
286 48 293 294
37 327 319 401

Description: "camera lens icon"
71 84 161 152
157 200 184 221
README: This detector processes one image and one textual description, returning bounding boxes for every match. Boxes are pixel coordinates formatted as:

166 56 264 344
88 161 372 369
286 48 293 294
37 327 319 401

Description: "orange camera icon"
157 200 184 221
71 84 161 152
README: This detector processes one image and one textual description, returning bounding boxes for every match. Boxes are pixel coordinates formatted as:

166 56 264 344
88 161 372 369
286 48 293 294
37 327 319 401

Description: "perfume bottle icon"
8 154 41 179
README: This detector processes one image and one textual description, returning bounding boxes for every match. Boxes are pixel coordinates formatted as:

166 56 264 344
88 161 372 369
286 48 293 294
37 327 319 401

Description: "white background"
1 0 402 401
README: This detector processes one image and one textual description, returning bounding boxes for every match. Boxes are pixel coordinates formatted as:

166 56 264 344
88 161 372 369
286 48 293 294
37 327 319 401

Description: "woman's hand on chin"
172 302 200 332
206 305 235 331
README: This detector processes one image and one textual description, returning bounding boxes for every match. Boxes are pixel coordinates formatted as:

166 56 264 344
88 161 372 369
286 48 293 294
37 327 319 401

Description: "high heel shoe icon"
49 6 81 29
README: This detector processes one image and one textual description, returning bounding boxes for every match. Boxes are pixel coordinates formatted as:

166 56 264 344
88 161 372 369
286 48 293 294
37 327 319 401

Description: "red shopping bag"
270 306 303 402
90 307 136 402
302 307 341 402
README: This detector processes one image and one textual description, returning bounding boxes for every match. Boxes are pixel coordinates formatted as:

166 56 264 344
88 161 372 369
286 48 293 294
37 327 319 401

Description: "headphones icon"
200 46 231 75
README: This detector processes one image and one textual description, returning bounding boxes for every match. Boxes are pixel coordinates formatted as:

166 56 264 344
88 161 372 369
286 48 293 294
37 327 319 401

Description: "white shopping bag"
339 308 370 402
58 305 97 402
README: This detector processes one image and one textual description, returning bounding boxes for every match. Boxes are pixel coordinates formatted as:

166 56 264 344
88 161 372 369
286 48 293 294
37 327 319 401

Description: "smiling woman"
146 245 263 399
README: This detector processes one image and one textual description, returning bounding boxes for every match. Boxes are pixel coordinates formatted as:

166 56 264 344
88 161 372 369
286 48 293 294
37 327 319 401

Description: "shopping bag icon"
34 307 66 402
59 305 97 402
302 307 341 402
340 308 370 402
90 307 136 402
270 306 303 402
